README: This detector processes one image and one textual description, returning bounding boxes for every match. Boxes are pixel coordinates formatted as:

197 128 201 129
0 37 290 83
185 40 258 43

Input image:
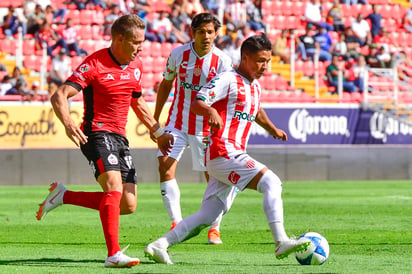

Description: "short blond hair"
111 14 145 40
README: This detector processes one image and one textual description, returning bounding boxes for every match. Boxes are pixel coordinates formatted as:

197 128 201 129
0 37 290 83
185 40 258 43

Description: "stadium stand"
0 0 411 105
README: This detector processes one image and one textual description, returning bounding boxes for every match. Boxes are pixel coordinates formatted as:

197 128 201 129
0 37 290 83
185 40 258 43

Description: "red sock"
63 191 103 211
99 191 122 257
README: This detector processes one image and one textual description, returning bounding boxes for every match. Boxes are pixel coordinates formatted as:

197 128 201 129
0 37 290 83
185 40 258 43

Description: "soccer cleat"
104 244 140 268
170 221 178 230
36 182 67 220
208 228 223 245
144 242 173 264
275 237 312 259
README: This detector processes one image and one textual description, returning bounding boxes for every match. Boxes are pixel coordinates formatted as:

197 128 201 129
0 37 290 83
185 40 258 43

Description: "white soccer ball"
295 232 329 265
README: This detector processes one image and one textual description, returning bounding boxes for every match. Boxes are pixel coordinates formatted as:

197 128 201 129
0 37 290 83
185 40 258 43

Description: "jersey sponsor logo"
228 171 240 185
108 154 118 165
180 81 202 91
233 110 256 122
104 73 115 80
181 61 188 69
245 159 255 168
238 86 245 95
234 100 246 107
134 69 141 81
193 65 202 77
73 71 85 81
209 67 216 76
204 78 219 90
78 64 89 73
120 73 130 80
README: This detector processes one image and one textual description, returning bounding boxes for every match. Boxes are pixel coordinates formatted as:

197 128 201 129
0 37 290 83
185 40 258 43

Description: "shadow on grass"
0 258 102 266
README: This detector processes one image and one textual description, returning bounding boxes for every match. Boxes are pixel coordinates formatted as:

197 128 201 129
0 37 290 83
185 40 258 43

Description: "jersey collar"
108 48 129 69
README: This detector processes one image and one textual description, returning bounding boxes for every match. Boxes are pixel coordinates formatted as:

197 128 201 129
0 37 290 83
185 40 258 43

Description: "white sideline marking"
387 195 412 200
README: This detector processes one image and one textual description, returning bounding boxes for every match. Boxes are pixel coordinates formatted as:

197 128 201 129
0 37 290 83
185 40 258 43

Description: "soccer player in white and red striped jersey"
153 13 233 244
145 34 311 264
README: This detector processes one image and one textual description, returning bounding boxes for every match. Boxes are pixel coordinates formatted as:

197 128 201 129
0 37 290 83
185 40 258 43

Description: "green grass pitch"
1 181 411 273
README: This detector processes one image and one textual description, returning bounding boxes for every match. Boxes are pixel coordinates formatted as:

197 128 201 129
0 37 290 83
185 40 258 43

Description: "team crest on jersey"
134 68 141 81
78 64 89 73
209 91 215 99
108 154 118 165
228 171 240 185
193 66 202 77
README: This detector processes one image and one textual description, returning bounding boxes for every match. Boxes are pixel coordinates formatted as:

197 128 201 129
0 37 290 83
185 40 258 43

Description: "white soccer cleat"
144 242 173 264
104 245 140 268
36 182 67 220
275 237 312 259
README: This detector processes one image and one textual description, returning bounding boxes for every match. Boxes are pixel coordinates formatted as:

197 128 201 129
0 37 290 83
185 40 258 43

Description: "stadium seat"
150 42 162 57
80 10 95 25
23 39 35 56
0 39 14 55
79 25 93 40
140 41 151 57
91 25 103 40
93 11 105 25
67 10 80 25
70 56 84 71
161 42 173 58
24 55 41 72
79 40 96 54
152 56 166 73
142 72 154 89
141 56 154 73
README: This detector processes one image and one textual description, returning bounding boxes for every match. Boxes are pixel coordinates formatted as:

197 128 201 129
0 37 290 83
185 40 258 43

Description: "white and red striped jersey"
196 70 262 161
163 42 233 136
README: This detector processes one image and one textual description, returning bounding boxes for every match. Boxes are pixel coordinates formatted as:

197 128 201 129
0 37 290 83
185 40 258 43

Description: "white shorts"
204 153 266 211
156 126 207 171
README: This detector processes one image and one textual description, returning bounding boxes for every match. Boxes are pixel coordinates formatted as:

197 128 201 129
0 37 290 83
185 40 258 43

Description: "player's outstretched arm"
153 78 174 122
50 84 88 147
255 108 287 141
131 96 174 155
190 98 223 129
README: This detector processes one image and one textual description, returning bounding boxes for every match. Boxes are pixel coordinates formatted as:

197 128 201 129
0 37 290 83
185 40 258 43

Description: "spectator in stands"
224 0 247 32
341 0 367 4
373 28 397 57
352 55 368 93
397 51 412 81
303 0 333 31
297 24 331 61
44 5 67 25
169 6 191 43
183 0 204 18
9 67 27 91
272 29 291 64
365 43 381 68
0 75 13 96
200 0 218 14
376 45 392 68
344 57 365 93
222 36 242 68
62 18 88 57
152 9 178 43
48 48 71 95
237 23 256 41
365 4 382 39
314 26 332 61
351 13 371 47
26 4 45 35
29 80 40 101
127 0 152 18
344 27 361 59
144 81 160 99
35 19 70 58
0 63 7 73
71 0 88 10
104 4 122 36
2 6 27 38
332 32 347 58
246 0 266 32
326 0 345 33
402 7 412 33
326 54 356 93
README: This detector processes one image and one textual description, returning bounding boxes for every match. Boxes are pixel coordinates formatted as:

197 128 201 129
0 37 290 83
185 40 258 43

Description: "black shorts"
80 131 137 183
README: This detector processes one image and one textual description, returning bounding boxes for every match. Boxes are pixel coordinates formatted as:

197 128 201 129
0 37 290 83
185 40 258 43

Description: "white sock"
160 179 182 223
257 170 289 242
209 213 222 232
157 195 225 247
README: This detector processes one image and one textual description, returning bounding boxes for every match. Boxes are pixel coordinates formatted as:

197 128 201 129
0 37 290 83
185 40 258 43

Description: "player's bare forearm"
51 84 88 146
191 98 223 129
255 108 287 141
154 78 174 121
132 96 160 130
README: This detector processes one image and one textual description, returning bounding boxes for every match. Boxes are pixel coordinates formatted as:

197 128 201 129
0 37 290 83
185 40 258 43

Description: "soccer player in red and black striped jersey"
153 13 233 245
145 34 311 264
36 15 173 268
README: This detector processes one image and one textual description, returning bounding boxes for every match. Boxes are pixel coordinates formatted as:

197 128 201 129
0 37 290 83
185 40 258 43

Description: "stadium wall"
1 146 412 186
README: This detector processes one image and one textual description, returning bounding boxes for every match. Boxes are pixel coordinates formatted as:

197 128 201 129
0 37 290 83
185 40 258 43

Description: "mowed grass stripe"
1 181 411 273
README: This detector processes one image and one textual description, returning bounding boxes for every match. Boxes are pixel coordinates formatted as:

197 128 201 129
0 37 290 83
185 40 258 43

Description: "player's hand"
157 132 174 156
207 108 223 129
272 128 287 141
65 123 88 147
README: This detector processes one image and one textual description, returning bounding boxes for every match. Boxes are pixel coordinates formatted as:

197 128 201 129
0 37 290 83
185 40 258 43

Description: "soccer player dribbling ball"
153 13 233 245
144 34 311 264
36 14 174 268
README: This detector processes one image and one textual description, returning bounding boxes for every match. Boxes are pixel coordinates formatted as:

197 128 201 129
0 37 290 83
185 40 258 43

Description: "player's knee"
120 204 136 215
256 170 282 194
